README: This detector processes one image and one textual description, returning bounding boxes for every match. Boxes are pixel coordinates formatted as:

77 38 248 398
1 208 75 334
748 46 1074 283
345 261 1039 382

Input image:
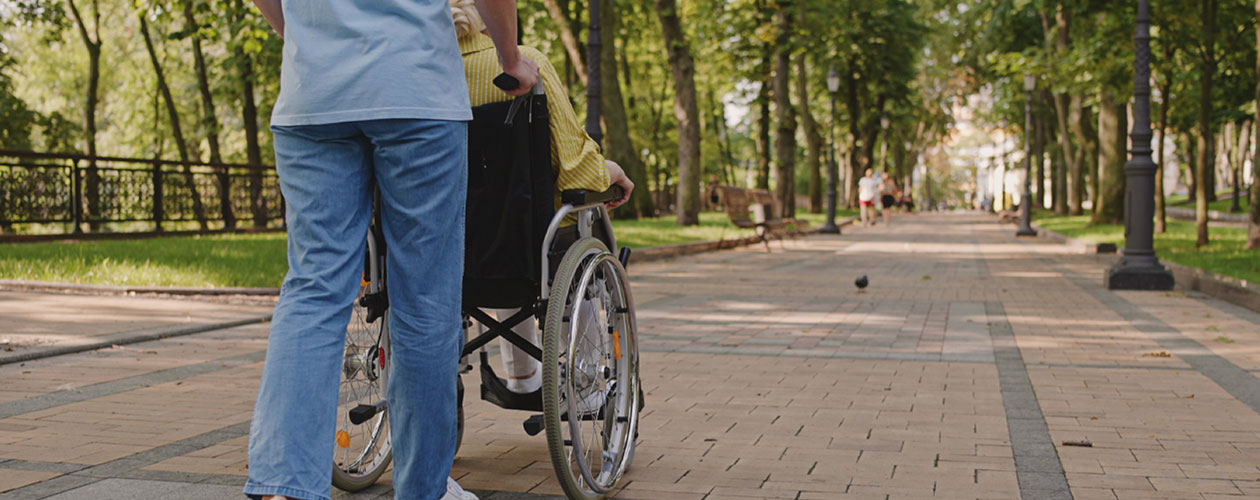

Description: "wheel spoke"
334 291 392 491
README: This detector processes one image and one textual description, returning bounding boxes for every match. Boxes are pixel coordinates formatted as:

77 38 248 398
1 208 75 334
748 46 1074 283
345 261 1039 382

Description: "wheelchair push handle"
560 185 626 206
492 73 520 92
493 73 546 95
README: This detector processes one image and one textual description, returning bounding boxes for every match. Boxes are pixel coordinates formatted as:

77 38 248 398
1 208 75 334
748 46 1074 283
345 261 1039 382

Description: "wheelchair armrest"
560 186 625 206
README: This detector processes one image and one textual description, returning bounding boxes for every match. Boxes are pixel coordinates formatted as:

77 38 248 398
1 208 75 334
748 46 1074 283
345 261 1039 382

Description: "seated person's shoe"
442 477 479 500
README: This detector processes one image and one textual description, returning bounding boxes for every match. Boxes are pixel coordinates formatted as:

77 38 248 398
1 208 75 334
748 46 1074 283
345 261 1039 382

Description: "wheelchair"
332 83 641 500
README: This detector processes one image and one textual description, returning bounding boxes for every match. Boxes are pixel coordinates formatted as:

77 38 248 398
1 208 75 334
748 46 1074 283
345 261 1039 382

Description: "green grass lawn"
792 209 860 226
1034 210 1260 284
0 209 863 288
0 233 290 288
609 212 758 249
1166 193 1251 213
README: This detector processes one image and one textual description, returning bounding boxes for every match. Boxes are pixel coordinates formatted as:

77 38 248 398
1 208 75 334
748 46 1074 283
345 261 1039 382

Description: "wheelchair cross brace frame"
460 192 626 420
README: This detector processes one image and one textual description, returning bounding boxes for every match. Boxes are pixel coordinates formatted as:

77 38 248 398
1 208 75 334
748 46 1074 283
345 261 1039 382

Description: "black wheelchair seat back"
464 90 553 309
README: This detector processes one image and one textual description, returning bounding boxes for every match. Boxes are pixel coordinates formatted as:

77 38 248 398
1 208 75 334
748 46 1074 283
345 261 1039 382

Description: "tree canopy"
0 0 1256 242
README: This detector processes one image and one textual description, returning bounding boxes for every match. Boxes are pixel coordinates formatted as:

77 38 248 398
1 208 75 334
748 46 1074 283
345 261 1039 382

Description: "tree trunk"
1155 74 1169 233
601 0 653 219
185 1 234 229
861 93 886 180
712 89 737 186
1252 0 1260 249
771 0 796 219
845 60 862 207
1184 132 1198 203
541 0 587 86
140 14 209 230
796 22 823 212
66 0 101 231
1197 0 1217 247
1206 138 1218 202
755 59 772 190
1034 109 1046 209
1093 87 1126 224
230 0 266 228
1083 106 1099 216
239 47 265 227
1065 95 1086 215
1232 121 1250 213
646 79 667 195
1049 7 1083 216
1044 91 1067 215
655 0 700 225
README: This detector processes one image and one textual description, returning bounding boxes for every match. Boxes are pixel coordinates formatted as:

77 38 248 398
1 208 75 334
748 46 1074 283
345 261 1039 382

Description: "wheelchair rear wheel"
333 288 468 492
332 288 393 492
542 237 640 500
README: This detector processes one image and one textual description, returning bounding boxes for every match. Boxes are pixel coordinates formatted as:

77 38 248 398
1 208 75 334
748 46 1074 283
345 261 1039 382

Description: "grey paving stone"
40 478 188 500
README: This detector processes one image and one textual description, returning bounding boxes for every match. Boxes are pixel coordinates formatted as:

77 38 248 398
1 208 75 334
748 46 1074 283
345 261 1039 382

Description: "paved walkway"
4 212 1260 499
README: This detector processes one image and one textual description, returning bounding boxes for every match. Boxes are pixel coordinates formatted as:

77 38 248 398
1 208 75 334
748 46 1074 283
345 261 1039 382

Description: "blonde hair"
450 0 486 39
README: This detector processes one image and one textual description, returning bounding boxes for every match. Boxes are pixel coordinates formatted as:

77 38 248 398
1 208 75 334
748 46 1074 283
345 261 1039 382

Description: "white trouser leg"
489 308 542 394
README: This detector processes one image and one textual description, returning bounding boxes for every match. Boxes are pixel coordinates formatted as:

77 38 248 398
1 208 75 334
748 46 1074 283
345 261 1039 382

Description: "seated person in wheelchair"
452 0 634 394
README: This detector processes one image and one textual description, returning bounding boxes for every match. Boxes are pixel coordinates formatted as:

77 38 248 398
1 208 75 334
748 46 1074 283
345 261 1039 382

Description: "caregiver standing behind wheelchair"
451 0 634 400
243 0 537 499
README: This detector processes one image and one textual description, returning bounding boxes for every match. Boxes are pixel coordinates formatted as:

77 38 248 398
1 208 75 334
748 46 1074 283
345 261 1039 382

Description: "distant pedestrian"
858 168 879 226
879 174 897 226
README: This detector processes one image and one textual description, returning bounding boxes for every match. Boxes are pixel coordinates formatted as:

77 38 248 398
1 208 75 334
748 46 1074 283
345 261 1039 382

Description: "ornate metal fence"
0 149 283 233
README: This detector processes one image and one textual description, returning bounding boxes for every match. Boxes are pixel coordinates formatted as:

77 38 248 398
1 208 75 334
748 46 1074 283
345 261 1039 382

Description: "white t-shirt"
858 177 879 202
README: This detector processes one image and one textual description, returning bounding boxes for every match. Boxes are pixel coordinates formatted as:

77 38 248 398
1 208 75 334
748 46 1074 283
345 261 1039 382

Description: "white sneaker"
441 477 478 500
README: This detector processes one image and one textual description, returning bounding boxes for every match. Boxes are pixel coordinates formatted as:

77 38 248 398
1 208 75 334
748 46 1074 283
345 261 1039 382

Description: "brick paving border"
0 314 272 366
1059 269 1260 418
985 301 1073 500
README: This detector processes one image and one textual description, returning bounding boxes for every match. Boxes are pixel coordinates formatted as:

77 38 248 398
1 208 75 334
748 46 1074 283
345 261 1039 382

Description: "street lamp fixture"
1015 74 1037 237
1106 0 1174 289
820 65 842 234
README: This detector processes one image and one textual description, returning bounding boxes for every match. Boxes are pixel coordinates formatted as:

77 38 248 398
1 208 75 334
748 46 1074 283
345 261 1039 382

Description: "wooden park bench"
748 189 791 240
709 185 790 250
755 189 812 235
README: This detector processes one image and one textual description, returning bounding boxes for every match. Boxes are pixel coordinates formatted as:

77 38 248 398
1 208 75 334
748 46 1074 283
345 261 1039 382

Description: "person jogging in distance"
243 1 537 499
858 168 879 226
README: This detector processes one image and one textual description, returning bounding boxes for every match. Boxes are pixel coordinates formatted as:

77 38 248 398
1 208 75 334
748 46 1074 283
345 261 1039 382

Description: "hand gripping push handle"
559 185 626 206
493 73 521 92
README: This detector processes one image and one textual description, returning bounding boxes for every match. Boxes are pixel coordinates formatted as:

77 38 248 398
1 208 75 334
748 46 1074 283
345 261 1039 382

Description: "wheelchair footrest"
348 401 386 426
523 414 545 436
479 361 543 412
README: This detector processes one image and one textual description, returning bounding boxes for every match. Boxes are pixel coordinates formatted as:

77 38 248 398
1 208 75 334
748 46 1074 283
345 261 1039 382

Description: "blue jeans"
244 119 467 500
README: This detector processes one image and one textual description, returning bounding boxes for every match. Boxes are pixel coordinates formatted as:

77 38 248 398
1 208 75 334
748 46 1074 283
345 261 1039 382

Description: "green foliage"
1035 211 1260 284
0 0 1254 227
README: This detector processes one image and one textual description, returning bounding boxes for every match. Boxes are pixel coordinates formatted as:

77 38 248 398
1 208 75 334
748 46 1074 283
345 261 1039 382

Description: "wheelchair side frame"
540 201 618 301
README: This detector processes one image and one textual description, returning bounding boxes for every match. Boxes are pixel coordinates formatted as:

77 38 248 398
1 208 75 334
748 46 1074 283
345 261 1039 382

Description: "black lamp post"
1106 0 1174 290
1016 74 1037 237
820 66 842 234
